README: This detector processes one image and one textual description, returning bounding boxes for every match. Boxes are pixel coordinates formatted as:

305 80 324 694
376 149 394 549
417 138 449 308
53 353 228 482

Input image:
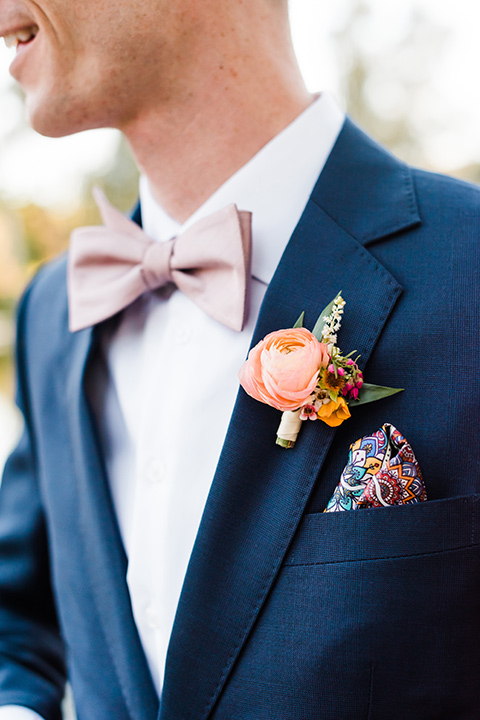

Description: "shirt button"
145 606 159 630
145 458 165 485
173 324 192 344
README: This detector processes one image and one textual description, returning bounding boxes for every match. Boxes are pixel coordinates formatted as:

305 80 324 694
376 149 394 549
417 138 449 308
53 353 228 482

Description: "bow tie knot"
68 188 252 333
141 239 175 290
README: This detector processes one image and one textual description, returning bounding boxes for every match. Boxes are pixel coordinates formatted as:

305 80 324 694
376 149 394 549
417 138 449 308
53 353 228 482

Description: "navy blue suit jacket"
1 119 480 720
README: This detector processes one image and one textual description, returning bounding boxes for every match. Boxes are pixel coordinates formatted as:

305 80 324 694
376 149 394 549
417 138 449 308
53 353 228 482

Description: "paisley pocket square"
324 423 426 512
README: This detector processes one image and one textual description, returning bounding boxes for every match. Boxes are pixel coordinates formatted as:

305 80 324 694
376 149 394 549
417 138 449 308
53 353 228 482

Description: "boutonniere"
238 293 403 448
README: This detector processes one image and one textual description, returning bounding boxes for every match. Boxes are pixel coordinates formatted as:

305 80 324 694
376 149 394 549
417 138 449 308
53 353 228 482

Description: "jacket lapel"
66 325 159 720
159 119 420 720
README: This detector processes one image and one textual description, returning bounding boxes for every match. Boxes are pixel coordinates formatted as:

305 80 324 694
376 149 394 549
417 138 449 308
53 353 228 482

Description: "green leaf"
276 436 295 449
311 291 342 341
293 311 305 329
350 383 404 407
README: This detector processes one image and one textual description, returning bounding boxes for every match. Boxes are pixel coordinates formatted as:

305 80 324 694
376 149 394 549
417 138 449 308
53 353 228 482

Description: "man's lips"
2 24 39 51
2 22 40 79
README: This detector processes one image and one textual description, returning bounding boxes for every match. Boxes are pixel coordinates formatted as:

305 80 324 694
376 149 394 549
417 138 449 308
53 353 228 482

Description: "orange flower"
238 327 329 411
317 397 351 427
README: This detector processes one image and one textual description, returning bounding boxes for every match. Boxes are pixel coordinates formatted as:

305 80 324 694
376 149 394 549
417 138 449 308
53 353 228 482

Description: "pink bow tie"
68 187 252 332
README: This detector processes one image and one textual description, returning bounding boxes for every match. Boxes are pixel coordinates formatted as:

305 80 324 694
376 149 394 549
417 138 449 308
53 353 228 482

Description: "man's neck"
119 3 313 224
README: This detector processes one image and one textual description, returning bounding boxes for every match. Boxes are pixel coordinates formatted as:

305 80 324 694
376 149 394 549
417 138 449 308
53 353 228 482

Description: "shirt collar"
139 91 345 286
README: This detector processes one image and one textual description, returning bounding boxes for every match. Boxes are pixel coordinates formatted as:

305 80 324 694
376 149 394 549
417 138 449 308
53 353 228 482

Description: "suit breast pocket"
268 493 480 718
226 496 480 719
284 493 480 566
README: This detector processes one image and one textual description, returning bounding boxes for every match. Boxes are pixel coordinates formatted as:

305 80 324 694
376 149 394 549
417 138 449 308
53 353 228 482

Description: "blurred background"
1 0 480 466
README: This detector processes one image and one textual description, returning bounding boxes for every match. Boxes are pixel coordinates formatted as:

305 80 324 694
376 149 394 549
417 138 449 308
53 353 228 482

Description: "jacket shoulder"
17 254 70 356
27 253 68 310
412 167 480 217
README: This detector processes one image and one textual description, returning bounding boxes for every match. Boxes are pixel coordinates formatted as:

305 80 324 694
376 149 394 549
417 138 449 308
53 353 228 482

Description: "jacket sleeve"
0 285 66 720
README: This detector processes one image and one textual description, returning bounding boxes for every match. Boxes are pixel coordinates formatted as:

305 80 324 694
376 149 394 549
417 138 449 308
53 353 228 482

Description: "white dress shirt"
2 92 344 719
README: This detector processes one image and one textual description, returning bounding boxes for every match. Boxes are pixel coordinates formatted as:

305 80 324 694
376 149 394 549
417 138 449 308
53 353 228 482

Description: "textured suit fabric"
0 118 479 720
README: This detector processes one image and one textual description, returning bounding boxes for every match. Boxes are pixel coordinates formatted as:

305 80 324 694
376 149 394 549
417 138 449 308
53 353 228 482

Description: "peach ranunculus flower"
239 328 330 412
317 396 351 427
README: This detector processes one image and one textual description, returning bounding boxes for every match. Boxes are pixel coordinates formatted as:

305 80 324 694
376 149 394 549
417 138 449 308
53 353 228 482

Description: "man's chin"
25 94 96 138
